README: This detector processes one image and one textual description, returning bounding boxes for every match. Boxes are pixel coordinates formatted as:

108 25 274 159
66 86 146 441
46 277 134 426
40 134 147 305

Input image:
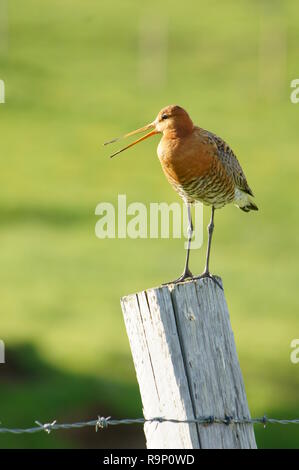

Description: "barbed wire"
1 415 299 435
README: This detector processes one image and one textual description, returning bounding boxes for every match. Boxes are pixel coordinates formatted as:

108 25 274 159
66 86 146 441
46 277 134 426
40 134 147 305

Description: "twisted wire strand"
0 415 299 434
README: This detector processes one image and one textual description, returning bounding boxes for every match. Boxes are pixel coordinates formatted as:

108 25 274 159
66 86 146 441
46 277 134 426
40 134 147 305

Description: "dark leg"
163 203 194 284
196 206 223 290
203 205 215 275
182 203 194 278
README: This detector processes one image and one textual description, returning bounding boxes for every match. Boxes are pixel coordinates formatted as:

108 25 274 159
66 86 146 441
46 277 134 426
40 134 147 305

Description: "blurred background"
0 0 299 449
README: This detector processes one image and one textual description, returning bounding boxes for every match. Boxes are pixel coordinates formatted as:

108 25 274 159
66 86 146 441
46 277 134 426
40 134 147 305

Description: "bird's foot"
195 271 223 290
163 268 194 285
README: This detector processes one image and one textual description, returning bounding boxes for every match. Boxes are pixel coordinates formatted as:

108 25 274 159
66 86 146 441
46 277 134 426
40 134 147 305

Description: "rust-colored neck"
163 122 194 139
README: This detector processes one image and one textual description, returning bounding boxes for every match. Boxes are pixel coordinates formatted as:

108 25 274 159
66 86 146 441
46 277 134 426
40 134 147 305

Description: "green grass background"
0 0 299 448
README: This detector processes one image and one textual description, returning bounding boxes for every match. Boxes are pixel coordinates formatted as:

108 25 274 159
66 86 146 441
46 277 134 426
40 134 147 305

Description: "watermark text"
290 79 299 104
0 79 5 103
95 195 203 249
0 340 5 363
290 339 299 364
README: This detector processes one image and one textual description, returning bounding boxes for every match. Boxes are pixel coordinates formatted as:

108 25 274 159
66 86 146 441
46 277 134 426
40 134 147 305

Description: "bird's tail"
239 200 259 213
234 190 258 212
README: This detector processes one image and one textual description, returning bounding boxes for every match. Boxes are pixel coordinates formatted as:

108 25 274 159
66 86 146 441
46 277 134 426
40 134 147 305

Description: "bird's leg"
181 203 194 278
203 205 215 275
196 206 223 290
163 203 194 285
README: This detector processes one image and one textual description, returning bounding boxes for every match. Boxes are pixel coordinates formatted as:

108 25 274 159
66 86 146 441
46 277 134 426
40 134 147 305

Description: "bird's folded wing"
203 130 254 197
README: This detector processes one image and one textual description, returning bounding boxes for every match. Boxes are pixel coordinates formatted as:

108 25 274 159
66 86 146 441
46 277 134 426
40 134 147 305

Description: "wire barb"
262 415 268 428
224 415 233 426
96 416 111 432
35 420 57 434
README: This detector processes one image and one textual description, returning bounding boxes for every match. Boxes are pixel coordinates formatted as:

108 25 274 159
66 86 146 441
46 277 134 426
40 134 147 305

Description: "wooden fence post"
120 277 257 449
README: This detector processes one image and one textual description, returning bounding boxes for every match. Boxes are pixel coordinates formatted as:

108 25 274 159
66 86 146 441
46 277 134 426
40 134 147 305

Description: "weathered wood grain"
121 277 257 449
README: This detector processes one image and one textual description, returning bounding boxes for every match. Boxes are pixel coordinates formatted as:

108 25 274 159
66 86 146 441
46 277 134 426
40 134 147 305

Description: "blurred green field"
0 0 299 448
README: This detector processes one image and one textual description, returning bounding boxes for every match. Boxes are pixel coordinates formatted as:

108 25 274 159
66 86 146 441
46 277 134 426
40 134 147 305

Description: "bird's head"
155 105 193 135
105 105 193 158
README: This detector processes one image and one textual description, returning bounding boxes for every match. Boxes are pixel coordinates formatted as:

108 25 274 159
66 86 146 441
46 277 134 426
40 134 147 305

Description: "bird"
105 105 258 286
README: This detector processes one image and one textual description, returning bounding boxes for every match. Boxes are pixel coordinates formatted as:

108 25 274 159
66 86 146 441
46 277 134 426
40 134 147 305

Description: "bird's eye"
161 114 168 120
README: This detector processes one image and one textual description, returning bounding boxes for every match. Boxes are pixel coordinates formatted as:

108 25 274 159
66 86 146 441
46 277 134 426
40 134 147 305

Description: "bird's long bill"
104 123 157 158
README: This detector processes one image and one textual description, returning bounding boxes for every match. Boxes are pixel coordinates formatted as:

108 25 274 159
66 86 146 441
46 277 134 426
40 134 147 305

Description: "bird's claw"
195 272 223 290
162 269 194 285
163 270 223 291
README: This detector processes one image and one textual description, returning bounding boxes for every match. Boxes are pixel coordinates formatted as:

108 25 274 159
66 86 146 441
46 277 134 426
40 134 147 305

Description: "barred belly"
170 175 235 208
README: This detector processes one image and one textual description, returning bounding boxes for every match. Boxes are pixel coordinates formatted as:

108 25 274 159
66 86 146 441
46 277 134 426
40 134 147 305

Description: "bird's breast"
156 130 235 206
157 132 215 188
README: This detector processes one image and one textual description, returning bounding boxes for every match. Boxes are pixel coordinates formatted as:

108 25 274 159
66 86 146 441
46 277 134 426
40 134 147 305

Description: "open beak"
104 122 157 158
